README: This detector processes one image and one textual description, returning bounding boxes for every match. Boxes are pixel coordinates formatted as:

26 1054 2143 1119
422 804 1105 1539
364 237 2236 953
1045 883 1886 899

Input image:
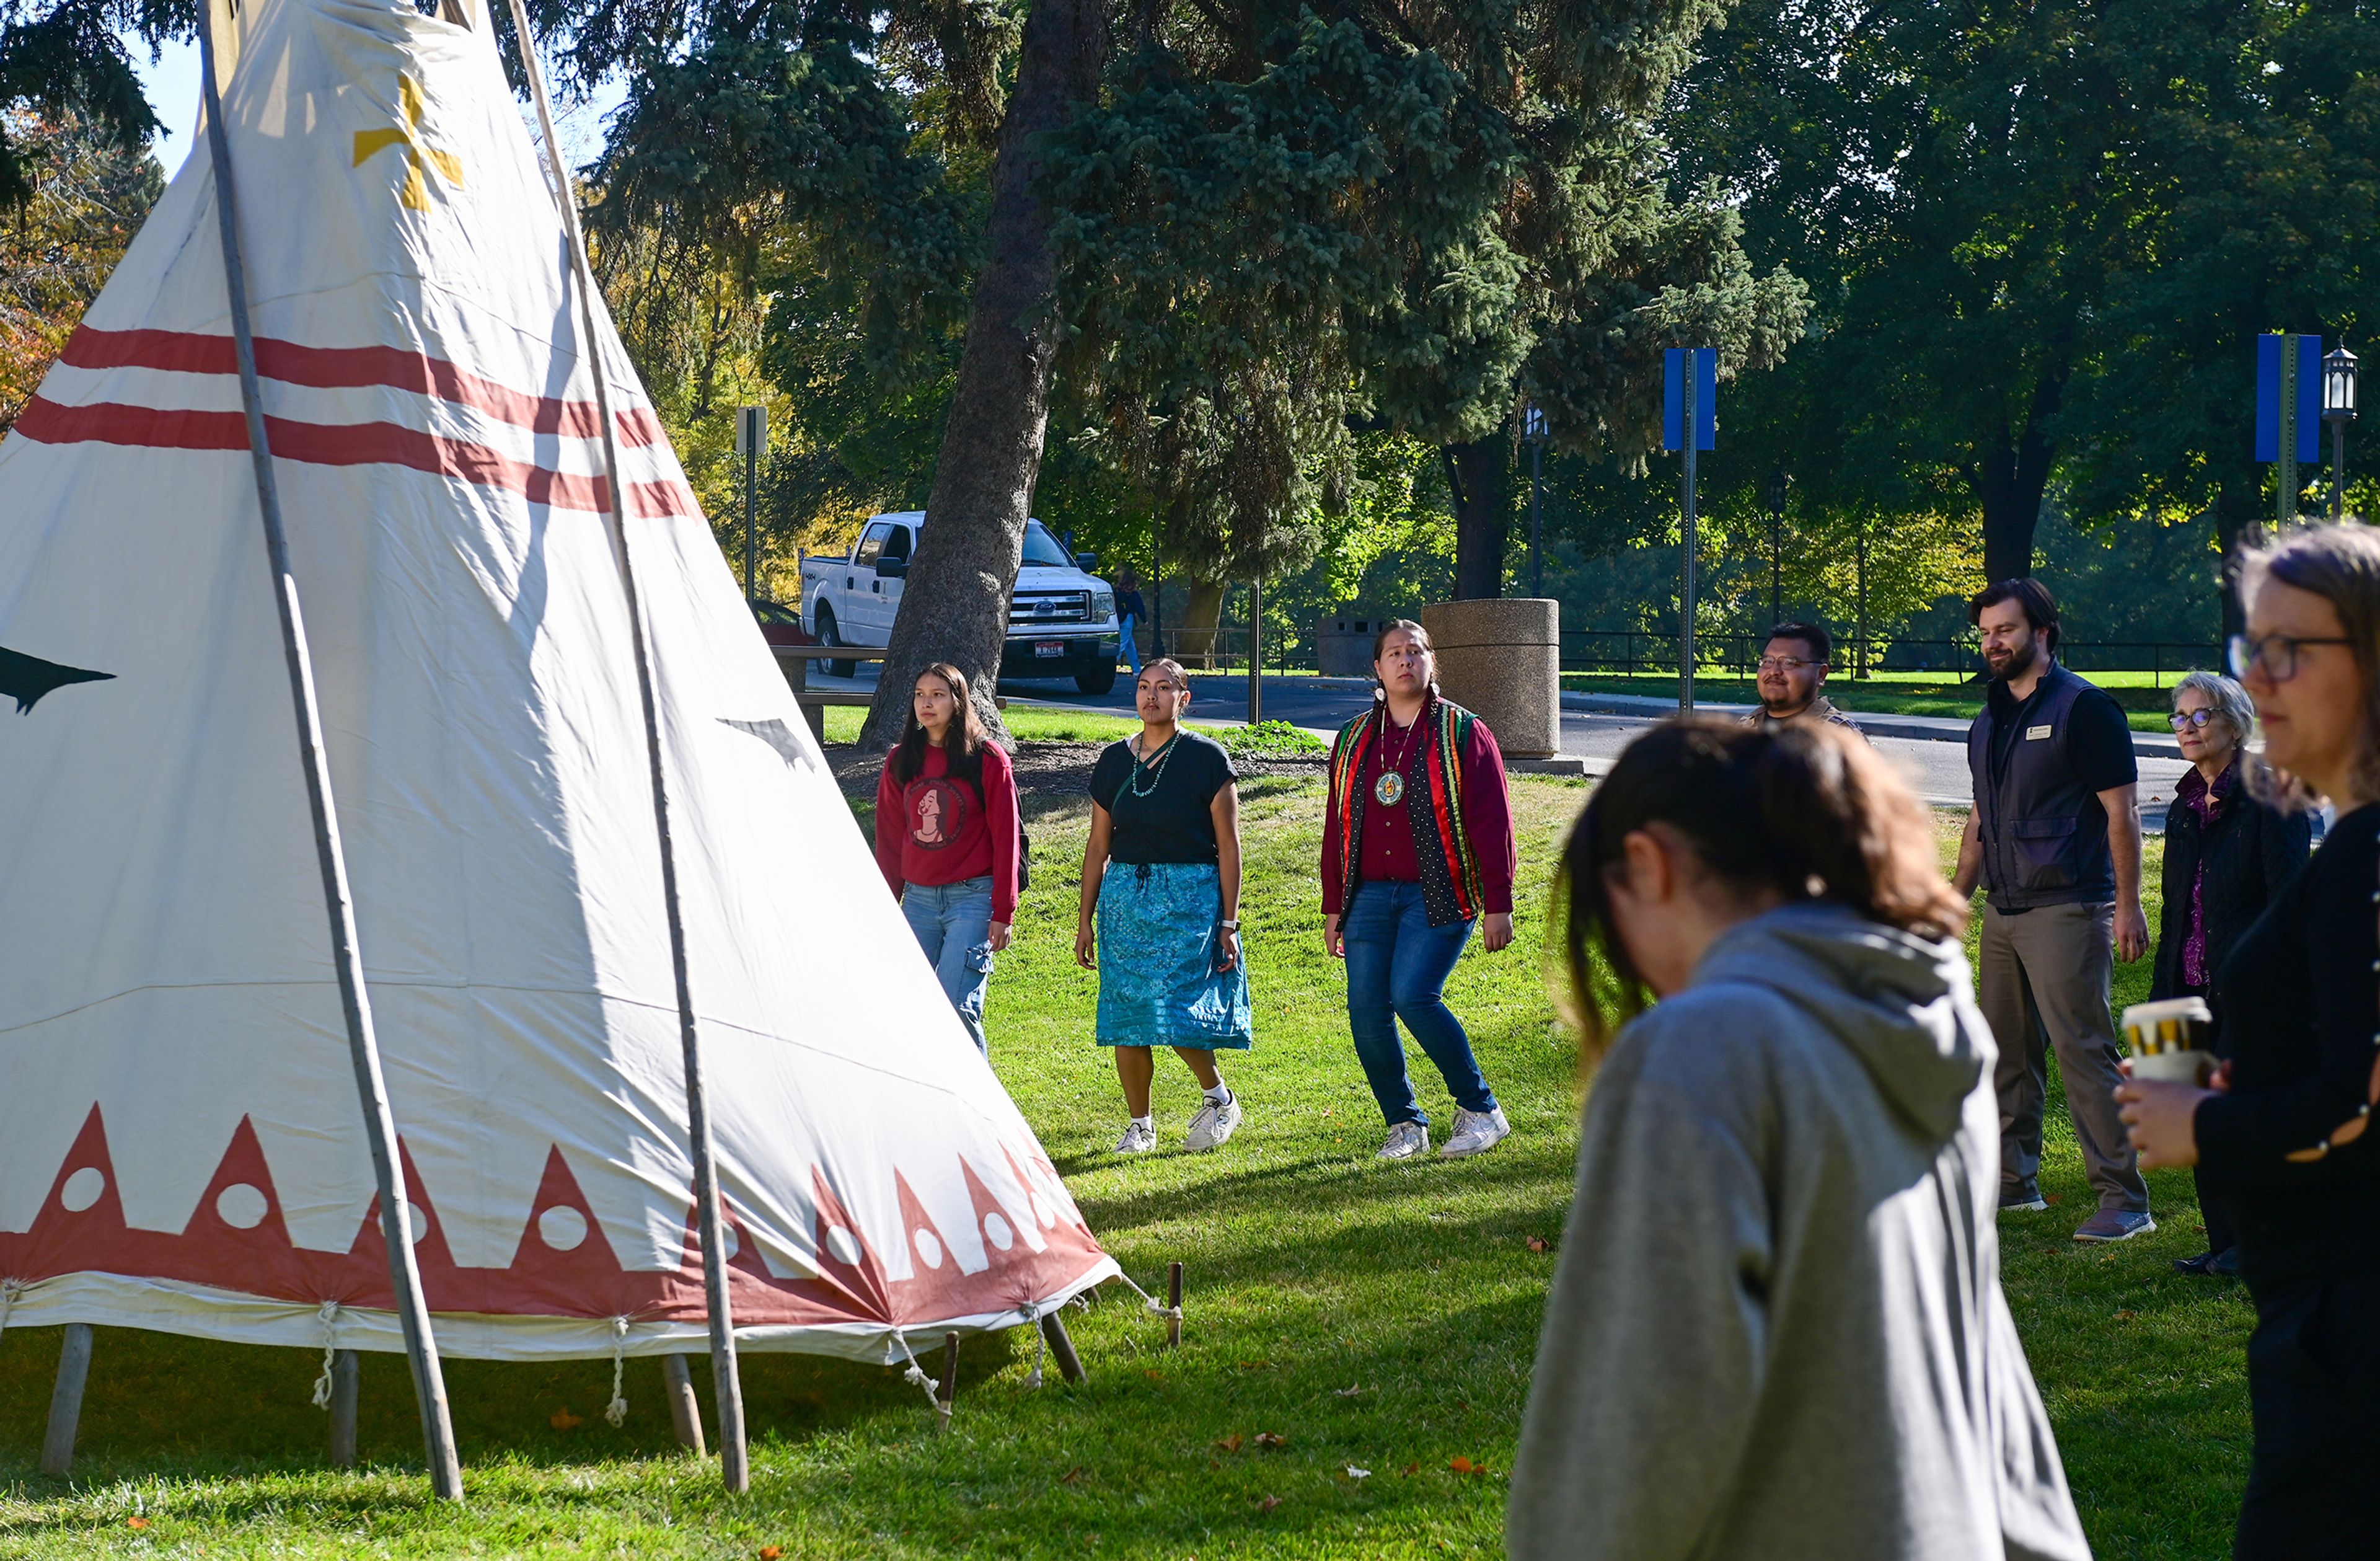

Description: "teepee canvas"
0 0 1111 1368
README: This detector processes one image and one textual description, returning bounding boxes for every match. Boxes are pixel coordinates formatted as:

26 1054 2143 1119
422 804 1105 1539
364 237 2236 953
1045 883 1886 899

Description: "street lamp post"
1765 469 1787 630
1523 404 1548 598
2325 345 2359 521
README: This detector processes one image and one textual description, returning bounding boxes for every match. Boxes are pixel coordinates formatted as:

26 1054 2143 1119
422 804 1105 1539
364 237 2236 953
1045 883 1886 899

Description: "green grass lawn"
1559 670 2200 733
0 776 2250 1558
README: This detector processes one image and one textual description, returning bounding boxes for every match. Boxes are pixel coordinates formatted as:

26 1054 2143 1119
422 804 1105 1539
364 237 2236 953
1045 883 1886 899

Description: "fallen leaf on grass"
1142 1369 1165 1381
1212 1434 1244 1453
2045 1194 2063 1206
1344 1466 1371 1480
1402 1463 1421 1477
1525 1236 1549 1254
549 1408 583 1431
1258 1495 1282 1513
126 1518 149 1530
1254 1432 1288 1450
2116 1309 2138 1322
1060 1467 1085 1484
760 1548 782 1559
1450 1456 1491 1475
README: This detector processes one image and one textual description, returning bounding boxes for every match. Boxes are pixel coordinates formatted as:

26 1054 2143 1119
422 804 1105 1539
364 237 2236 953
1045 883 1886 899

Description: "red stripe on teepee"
12 397 699 519
58 325 668 447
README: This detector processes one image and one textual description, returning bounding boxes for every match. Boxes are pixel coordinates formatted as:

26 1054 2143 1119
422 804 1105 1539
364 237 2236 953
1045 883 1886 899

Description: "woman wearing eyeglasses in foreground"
1508 720 2087 1561
2118 523 2380 1559
2148 671 2311 1278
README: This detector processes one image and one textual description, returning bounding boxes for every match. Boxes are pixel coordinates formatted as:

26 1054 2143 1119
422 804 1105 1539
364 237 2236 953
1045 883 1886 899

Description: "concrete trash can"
1316 617 1383 678
1420 598 1561 759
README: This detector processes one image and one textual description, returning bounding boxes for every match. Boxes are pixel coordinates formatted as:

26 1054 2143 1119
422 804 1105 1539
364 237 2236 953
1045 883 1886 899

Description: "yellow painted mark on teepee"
353 74 462 211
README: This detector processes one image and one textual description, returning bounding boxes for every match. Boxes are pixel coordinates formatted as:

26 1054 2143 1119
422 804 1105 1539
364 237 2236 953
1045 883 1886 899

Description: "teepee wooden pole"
501 0 749 1493
38 1323 93 1475
193 11 463 1503
328 1349 361 1467
661 1355 705 1454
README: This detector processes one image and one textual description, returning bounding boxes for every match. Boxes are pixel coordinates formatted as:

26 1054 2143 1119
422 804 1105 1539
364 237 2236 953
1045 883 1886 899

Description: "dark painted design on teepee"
0 646 113 714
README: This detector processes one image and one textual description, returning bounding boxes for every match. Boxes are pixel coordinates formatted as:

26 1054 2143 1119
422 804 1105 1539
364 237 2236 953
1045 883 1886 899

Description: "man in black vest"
1952 579 2153 1242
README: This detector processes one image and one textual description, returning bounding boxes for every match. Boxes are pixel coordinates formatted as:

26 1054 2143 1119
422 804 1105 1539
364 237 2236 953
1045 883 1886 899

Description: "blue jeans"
1119 613 1142 675
901 876 995 1057
1344 881 1497 1126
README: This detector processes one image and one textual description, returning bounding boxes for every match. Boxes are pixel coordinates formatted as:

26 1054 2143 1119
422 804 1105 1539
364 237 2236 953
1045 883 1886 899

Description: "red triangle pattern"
0 1107 1105 1330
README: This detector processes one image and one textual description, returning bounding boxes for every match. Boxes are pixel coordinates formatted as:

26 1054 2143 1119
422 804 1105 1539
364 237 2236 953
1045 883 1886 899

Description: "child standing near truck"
875 664 1021 1058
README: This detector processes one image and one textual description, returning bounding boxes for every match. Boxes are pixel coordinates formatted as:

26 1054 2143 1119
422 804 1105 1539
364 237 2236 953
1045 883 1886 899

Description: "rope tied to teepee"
1114 1270 1182 1326
1021 1301 1046 1391
0 1277 25 1342
604 1316 631 1426
891 1330 941 1410
311 1301 341 1408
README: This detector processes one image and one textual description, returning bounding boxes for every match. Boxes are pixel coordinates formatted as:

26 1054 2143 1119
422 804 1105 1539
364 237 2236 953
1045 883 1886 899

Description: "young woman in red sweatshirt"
874 664 1020 1057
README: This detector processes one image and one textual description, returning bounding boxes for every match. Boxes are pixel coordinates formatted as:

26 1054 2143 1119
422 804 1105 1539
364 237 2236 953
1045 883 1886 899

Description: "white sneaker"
1439 1107 1510 1159
1185 1095 1243 1151
1113 1121 1157 1154
1376 1121 1430 1161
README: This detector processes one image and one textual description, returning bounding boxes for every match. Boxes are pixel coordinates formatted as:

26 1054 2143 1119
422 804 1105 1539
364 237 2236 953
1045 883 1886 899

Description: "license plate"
1035 640 1065 658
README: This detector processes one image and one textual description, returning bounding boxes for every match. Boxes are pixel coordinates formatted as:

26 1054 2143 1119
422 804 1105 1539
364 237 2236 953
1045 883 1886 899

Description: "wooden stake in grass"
39 1323 93 1476
1039 1311 1087 1383
328 1350 360 1468
937 1332 961 1432
662 1356 706 1455
1166 1262 1184 1350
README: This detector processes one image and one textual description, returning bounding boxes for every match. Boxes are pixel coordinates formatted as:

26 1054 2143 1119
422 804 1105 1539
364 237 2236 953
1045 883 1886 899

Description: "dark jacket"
1965 661 2136 911
2149 761 2311 1002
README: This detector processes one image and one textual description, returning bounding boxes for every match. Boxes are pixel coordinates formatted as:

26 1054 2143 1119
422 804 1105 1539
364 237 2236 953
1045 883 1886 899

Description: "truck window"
853 522 892 567
883 525 912 560
1020 521 1072 568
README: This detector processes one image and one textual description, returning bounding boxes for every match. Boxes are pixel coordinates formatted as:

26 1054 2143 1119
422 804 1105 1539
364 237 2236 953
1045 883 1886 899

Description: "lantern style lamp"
2324 345 2358 520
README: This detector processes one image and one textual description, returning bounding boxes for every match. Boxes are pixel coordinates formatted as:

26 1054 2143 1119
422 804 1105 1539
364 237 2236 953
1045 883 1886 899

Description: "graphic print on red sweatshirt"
910 776 975 851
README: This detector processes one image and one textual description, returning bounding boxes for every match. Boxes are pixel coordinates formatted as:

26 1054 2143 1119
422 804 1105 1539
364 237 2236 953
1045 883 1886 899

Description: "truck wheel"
816 607 855 679
1075 662 1119 696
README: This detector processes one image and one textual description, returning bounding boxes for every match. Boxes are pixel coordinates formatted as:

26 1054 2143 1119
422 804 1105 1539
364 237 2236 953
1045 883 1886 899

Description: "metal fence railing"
1114 624 2227 686
1556 632 2224 684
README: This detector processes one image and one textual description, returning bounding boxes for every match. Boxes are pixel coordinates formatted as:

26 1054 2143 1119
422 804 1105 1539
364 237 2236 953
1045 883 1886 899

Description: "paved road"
809 666 2193 828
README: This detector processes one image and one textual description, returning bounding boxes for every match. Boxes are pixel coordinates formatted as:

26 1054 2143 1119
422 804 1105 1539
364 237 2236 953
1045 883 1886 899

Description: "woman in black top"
1077 659 1250 1154
2119 524 2380 1557
2148 670 2312 1275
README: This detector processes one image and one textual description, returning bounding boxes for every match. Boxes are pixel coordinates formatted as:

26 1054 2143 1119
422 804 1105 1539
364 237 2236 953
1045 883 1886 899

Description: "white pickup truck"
800 511 1123 695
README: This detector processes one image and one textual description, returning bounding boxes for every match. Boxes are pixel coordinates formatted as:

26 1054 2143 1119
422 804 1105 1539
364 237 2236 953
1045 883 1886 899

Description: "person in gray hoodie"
1509 719 2091 1561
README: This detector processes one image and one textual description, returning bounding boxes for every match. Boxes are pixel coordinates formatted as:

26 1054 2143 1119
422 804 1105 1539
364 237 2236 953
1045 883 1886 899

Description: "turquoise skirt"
1095 861 1253 1050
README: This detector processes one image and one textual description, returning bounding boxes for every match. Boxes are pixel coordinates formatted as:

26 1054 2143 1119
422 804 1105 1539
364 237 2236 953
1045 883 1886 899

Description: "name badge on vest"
2025 724 2053 740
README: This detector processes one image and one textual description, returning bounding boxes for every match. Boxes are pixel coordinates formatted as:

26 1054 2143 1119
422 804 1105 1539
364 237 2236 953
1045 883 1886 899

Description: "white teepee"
0 0 1112 1366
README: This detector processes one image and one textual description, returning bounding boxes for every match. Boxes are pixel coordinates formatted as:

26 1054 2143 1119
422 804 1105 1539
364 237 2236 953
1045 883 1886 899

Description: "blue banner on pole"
1663 347 1716 452
2298 334 2322 464
2256 334 2281 463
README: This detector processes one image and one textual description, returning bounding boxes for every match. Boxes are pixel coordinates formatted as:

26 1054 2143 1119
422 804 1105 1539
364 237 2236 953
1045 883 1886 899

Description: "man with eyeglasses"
1952 578 2153 1244
1739 621 1866 736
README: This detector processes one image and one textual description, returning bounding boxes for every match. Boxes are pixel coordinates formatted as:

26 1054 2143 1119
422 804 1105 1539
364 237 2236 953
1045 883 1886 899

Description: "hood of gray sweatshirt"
1508 903 2091 1561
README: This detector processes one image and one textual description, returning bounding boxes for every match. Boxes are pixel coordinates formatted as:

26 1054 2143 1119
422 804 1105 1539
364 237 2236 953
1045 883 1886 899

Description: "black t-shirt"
1090 731 1236 864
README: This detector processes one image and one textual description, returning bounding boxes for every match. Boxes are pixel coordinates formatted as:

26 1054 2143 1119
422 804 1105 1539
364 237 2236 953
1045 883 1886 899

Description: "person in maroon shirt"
875 663 1020 1058
1322 621 1518 1159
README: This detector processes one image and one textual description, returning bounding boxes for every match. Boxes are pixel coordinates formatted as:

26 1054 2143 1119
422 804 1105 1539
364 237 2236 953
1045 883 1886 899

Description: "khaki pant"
1979 901 2149 1212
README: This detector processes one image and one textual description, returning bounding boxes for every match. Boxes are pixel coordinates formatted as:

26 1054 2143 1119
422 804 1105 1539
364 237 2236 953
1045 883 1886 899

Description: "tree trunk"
1444 438 1509 601
858 0 1108 749
1174 579 1227 668
1968 373 2065 586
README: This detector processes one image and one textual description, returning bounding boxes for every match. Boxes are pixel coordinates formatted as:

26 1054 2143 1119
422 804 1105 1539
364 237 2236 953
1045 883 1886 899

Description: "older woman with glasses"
2150 671 2312 1276
2117 524 2380 1557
